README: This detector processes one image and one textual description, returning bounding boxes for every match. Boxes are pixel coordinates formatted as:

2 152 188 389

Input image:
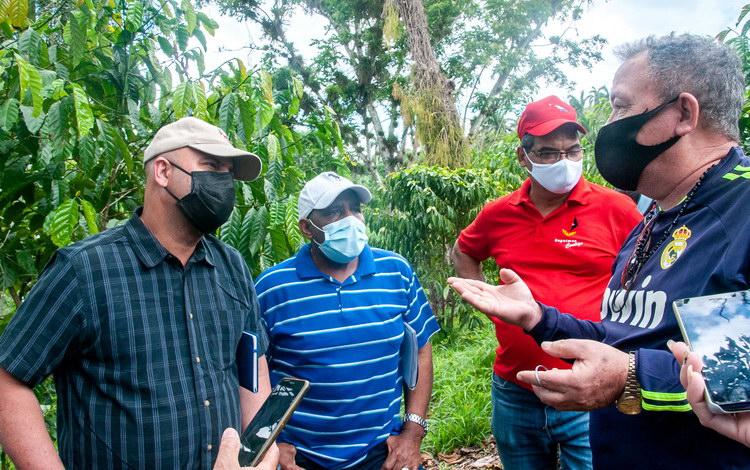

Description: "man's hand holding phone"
213 428 277 470
238 378 309 467
668 340 750 447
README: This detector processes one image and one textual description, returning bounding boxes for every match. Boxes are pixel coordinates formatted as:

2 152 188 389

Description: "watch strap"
617 351 642 414
404 412 429 434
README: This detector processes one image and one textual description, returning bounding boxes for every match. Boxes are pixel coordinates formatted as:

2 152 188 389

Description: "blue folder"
237 331 258 393
401 322 418 390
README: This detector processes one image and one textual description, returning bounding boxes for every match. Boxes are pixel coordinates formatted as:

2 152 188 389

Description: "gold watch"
616 351 642 415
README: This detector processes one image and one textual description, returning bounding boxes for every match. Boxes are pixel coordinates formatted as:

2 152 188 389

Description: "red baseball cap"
516 95 587 139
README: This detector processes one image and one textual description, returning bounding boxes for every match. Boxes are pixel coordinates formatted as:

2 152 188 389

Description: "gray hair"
615 33 745 141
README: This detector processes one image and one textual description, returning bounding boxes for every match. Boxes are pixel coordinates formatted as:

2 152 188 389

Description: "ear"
298 219 314 240
674 92 700 137
151 157 172 188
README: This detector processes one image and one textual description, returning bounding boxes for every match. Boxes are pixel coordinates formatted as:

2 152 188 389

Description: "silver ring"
534 364 548 387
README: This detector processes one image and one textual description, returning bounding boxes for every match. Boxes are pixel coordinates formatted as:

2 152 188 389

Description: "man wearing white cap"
255 172 440 470
0 117 277 469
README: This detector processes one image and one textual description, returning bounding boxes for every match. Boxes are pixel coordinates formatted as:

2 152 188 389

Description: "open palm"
448 269 541 331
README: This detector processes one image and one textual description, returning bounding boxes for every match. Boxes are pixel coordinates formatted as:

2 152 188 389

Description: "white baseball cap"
143 117 262 181
298 172 372 220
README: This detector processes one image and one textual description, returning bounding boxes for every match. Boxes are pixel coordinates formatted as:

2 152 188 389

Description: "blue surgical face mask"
308 215 368 264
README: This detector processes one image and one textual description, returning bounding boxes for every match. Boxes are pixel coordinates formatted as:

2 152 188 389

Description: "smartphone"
673 290 750 414
238 377 310 466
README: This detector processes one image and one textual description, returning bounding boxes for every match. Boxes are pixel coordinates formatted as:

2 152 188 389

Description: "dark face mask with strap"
594 96 681 191
165 161 235 234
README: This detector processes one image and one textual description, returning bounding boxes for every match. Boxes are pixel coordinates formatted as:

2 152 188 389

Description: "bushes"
425 323 497 453
368 165 511 332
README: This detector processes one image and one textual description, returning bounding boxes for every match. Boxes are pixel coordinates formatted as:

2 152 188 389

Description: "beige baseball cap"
298 172 372 220
143 117 262 181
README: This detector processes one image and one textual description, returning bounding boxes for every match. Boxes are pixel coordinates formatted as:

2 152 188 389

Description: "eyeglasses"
526 148 584 164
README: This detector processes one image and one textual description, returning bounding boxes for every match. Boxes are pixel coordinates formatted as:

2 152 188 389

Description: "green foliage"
0 0 211 303
1 0 29 28
424 326 496 452
368 165 508 330
210 0 605 177
0 0 347 311
394 83 468 167
567 86 611 144
382 0 401 47
719 3 750 148
567 86 611 186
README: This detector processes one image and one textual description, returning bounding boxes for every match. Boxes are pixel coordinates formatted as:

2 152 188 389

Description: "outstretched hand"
448 269 542 331
668 340 750 447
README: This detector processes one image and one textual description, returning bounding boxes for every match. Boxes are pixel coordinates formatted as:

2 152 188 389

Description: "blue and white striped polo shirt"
256 244 439 469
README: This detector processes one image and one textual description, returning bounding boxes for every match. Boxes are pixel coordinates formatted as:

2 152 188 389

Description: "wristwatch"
404 413 429 434
616 351 642 415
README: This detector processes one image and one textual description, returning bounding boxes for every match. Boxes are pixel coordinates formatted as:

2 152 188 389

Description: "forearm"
528 303 606 343
404 344 433 433
240 356 271 431
450 242 484 281
239 356 278 469
0 368 62 470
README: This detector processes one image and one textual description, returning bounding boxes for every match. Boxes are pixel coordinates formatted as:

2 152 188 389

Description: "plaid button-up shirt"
0 210 269 469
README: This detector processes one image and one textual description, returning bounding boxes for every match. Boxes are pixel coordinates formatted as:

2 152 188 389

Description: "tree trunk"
366 102 389 159
393 0 466 167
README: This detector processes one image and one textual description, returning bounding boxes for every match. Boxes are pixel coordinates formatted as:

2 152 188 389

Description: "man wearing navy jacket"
450 34 750 469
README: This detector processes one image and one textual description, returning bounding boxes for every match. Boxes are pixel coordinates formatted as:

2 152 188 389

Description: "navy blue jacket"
531 147 750 469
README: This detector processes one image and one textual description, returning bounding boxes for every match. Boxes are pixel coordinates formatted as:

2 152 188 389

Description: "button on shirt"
256 244 440 469
458 178 641 390
0 210 269 469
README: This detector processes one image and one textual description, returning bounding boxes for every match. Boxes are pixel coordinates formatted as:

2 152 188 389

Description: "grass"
424 321 497 453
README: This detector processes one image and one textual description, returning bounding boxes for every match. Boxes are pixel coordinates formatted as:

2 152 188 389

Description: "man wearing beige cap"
0 117 277 469
255 172 440 470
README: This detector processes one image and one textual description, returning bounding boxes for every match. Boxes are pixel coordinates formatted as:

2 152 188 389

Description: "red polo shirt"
458 178 641 390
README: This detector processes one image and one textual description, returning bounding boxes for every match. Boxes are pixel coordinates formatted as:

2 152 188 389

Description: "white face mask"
524 150 583 194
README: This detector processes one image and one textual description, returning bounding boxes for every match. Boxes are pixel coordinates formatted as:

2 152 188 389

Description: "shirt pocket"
201 304 246 372
204 277 255 370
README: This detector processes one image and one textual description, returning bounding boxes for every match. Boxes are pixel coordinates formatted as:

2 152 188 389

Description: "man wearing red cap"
451 96 640 469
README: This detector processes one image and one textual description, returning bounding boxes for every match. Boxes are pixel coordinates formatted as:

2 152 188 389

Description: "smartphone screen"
673 290 750 413
238 377 310 466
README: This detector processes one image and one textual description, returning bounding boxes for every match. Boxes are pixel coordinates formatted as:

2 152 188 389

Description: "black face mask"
594 97 680 191
165 161 235 234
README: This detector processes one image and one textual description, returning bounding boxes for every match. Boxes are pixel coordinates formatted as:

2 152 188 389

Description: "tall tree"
390 0 465 166
211 0 605 173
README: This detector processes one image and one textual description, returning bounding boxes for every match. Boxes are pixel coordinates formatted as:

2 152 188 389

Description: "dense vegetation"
2 0 750 465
